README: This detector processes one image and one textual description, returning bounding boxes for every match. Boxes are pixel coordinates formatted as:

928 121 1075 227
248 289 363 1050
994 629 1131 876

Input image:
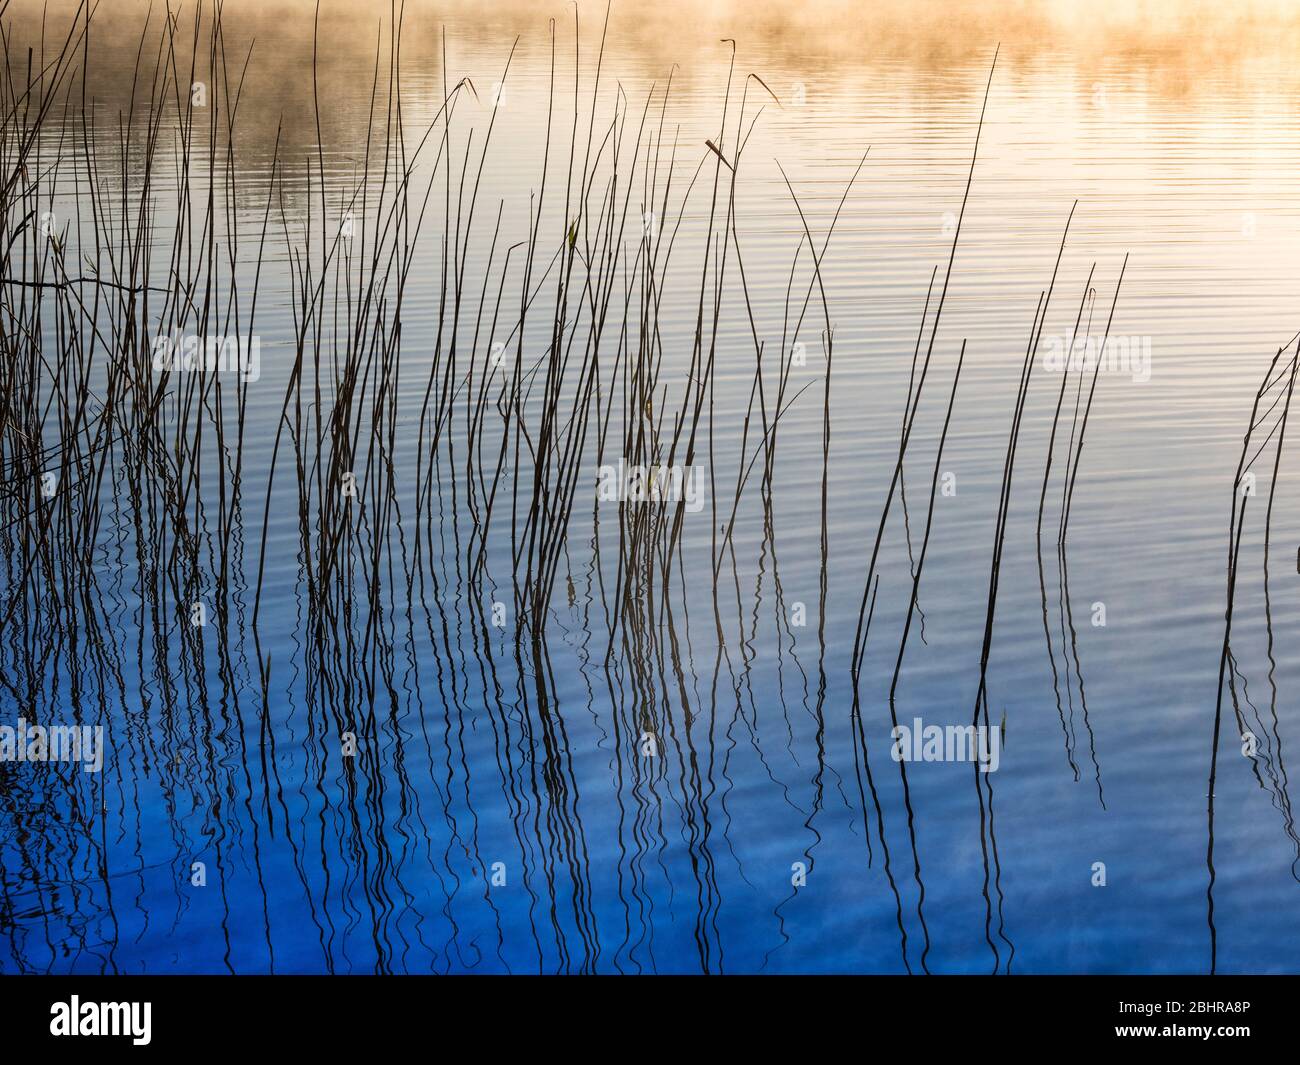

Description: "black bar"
1 974 1289 1051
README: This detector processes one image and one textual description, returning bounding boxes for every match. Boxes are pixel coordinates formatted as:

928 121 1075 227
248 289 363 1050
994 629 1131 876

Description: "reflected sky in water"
3 0 1300 974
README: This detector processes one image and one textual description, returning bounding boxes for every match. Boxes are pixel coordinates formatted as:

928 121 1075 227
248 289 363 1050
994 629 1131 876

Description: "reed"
0 2 1158 975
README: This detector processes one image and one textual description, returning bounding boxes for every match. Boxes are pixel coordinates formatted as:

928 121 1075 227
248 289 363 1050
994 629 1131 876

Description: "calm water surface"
4 0 1300 974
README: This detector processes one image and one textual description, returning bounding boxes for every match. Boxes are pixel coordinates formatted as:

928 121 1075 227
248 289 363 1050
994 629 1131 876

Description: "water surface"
3 0 1300 974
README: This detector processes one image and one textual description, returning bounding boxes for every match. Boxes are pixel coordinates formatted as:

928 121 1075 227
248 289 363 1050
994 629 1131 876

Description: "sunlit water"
4 0 1300 974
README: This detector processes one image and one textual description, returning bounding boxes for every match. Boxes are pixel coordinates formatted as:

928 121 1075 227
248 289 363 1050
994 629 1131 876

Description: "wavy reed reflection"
3 1 1300 975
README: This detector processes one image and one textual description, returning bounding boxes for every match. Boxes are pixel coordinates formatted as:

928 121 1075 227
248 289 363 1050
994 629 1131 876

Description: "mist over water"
3 0 1300 975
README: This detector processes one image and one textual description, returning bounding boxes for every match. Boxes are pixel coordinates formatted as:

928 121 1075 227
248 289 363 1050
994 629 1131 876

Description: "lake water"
3 0 1300 974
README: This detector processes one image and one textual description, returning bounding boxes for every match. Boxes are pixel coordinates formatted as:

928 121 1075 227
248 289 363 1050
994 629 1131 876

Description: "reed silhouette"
16 0 1281 977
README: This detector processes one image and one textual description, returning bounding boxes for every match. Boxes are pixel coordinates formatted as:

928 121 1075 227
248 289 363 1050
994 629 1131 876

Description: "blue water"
4 0 1300 975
